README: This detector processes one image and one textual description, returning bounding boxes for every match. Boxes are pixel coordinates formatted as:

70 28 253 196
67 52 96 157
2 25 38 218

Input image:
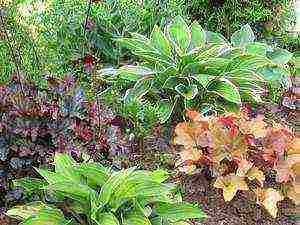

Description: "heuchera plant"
0 74 131 192
173 108 299 218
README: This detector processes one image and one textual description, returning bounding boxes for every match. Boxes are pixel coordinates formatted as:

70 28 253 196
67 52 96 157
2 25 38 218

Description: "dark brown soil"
181 173 297 225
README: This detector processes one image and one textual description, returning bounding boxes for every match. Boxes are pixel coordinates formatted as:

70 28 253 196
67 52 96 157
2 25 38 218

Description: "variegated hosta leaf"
192 74 215 88
151 25 171 57
156 98 178 124
207 78 241 104
245 42 269 56
97 213 120 225
190 21 206 50
124 78 153 103
117 65 156 82
231 24 255 47
267 48 293 65
175 84 198 100
166 15 191 55
196 44 231 61
228 54 272 71
205 31 228 45
153 202 206 222
123 213 151 225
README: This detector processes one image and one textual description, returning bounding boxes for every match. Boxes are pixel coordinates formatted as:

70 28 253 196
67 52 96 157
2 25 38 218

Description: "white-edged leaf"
231 24 255 47
151 25 171 57
208 78 241 104
190 21 206 49
155 98 178 124
267 48 293 65
175 84 198 100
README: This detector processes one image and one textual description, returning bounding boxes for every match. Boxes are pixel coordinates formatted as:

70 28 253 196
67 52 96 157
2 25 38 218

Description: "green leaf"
231 24 255 47
45 182 96 203
175 84 198 100
124 78 153 103
192 74 215 88
76 163 111 187
245 42 268 56
256 65 291 89
54 154 80 182
190 21 206 49
124 213 151 225
97 213 120 225
229 54 272 70
118 66 156 82
154 202 206 222
151 25 171 57
196 44 231 61
20 207 70 225
166 16 191 55
205 31 228 45
155 98 177 124
6 202 47 221
13 178 47 192
36 168 69 185
150 170 170 183
208 78 241 104
163 76 184 90
267 48 293 65
98 167 136 205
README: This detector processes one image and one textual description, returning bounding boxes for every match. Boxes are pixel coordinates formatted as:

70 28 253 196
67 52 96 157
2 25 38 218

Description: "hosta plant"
98 16 293 123
7 153 206 225
173 108 299 218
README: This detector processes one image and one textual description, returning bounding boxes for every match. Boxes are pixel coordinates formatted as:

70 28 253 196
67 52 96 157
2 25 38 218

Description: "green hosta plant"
7 153 206 225
98 16 293 122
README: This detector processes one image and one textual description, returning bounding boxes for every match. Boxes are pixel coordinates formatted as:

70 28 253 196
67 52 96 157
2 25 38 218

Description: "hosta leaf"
208 78 241 104
124 213 151 225
13 178 47 192
257 65 291 89
190 21 206 49
196 44 231 61
205 31 228 45
175 84 198 100
267 48 293 65
231 24 255 47
98 167 136 205
163 76 184 90
97 213 120 225
166 16 191 55
36 169 69 185
156 98 178 124
151 25 171 57
245 42 268 56
116 37 151 54
118 66 156 82
76 163 111 187
6 201 47 221
20 207 70 225
54 154 80 182
256 188 284 218
154 202 206 222
229 54 272 70
124 78 153 103
192 74 215 88
45 182 96 203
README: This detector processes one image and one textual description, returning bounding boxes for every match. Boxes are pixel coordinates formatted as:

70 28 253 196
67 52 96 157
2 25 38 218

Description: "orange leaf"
256 188 284 218
214 174 248 202
247 167 265 186
240 115 267 138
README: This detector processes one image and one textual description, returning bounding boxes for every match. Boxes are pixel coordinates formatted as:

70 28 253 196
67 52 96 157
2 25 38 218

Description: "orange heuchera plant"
174 108 299 218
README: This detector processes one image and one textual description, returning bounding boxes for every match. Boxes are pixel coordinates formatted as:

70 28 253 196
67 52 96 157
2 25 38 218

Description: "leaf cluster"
173 108 299 217
7 153 206 225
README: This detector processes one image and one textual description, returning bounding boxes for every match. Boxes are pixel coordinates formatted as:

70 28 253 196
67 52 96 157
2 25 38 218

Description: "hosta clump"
98 16 293 123
173 108 299 218
0 75 131 193
7 153 206 225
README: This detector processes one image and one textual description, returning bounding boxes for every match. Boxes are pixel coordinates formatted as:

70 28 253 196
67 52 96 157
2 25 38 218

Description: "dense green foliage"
98 16 293 123
7 153 206 225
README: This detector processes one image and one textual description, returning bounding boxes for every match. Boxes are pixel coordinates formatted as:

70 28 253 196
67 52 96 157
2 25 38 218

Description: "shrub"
6 153 206 225
98 16 293 123
0 74 131 193
0 0 188 82
173 108 299 218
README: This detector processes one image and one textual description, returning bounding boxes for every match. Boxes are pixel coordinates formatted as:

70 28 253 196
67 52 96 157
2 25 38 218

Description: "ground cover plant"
98 16 293 123
173 108 299 218
6 153 206 225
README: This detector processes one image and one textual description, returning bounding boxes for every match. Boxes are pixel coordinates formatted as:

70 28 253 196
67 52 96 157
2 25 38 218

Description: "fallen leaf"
214 174 248 202
256 188 284 218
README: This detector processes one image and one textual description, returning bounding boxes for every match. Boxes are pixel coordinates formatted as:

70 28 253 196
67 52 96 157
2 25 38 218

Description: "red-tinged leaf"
214 174 248 202
256 188 284 218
